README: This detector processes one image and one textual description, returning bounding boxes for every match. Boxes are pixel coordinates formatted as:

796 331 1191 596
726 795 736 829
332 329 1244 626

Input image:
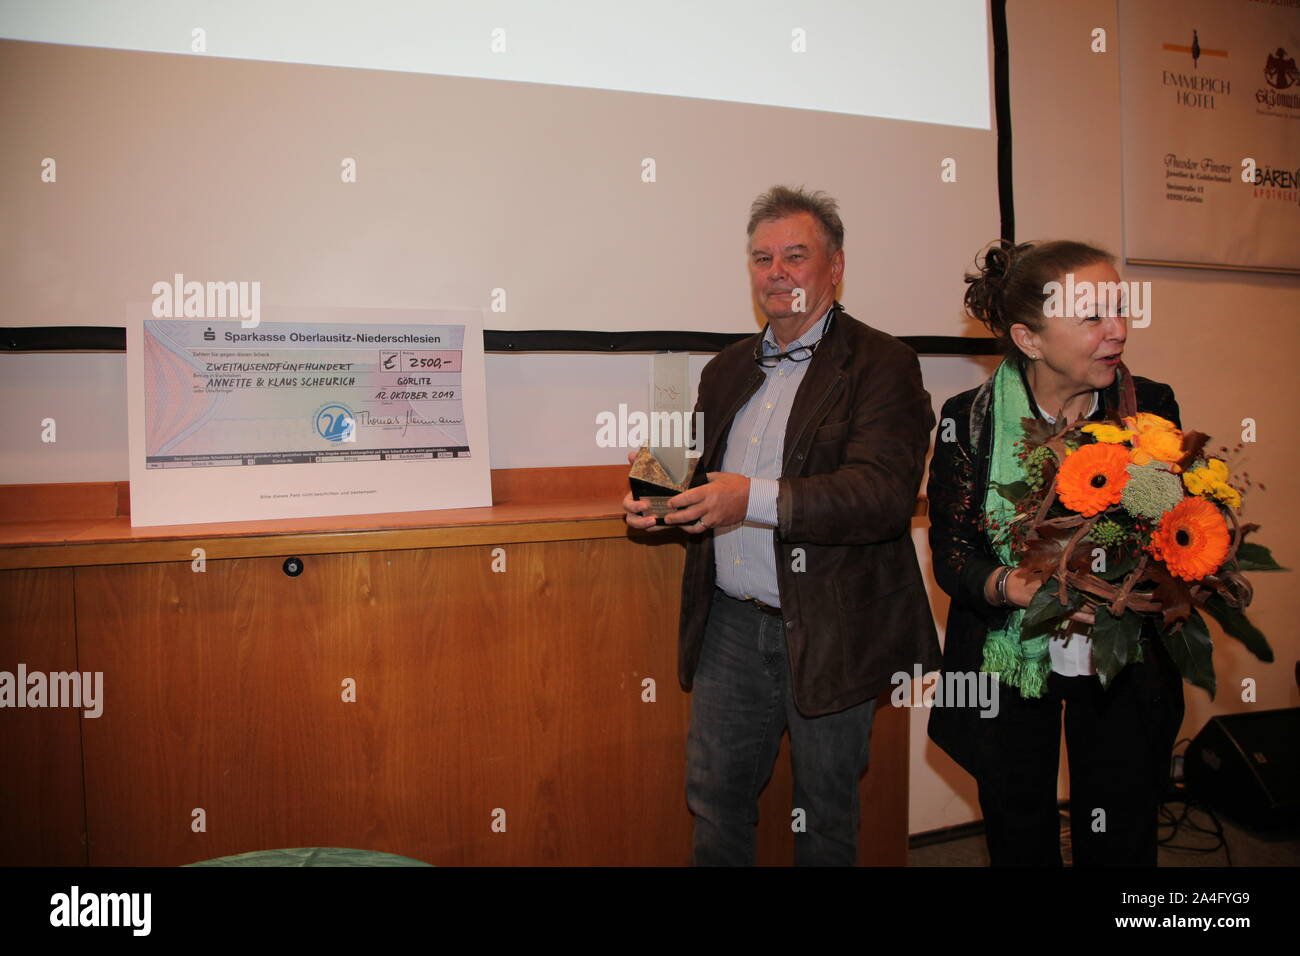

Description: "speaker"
1184 707 1300 831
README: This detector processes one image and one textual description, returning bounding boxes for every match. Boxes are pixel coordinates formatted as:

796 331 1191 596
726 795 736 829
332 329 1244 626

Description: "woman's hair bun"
981 242 1013 281
964 240 1034 331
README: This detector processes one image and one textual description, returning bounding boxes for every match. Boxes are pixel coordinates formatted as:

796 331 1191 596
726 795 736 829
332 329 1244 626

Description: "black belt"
720 589 782 617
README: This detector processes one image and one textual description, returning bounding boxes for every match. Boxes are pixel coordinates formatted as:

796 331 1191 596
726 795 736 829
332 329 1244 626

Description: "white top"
1037 393 1099 677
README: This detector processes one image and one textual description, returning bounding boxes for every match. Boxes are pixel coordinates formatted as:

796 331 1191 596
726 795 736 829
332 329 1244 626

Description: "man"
623 185 940 865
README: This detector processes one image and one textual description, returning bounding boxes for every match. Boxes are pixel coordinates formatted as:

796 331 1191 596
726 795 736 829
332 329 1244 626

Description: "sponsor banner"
1120 0 1299 273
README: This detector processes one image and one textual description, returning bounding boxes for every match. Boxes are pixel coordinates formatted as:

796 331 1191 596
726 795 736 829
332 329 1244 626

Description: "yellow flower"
1183 458 1241 510
1081 423 1135 444
1123 413 1184 471
1213 483 1242 510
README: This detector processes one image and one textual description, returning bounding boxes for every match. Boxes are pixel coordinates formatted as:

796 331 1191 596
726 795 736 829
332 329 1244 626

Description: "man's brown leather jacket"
678 303 941 716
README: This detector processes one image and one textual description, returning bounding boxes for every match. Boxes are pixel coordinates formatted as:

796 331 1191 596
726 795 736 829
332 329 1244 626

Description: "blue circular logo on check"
315 404 356 443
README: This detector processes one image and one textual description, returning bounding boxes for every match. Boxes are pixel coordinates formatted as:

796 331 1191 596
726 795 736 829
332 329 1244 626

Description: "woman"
927 240 1185 866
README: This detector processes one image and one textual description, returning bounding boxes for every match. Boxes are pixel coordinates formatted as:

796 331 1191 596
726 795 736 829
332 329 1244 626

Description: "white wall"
907 0 1300 836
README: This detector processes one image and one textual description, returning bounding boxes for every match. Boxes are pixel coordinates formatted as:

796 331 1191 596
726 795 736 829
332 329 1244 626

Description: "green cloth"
185 846 434 867
981 359 1052 698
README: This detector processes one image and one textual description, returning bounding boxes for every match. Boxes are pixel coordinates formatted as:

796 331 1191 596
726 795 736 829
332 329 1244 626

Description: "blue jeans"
685 589 877 866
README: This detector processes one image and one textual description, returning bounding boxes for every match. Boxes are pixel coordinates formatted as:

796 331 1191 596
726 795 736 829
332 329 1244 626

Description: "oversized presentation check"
143 319 473 467
126 307 492 527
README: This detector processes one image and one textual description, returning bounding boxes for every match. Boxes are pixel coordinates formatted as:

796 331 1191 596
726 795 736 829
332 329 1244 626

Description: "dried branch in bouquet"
1109 553 1150 617
1055 515 1099 604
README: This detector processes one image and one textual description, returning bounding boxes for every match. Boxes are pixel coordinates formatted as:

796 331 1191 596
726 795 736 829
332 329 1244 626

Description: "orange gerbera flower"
1055 442 1131 516
1148 497 1230 582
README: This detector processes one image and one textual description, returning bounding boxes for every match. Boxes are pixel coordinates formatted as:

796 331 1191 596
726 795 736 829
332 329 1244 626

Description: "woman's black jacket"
925 363 1180 777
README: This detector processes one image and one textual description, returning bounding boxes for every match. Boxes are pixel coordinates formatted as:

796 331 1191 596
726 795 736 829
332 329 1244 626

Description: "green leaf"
1096 548 1139 582
1022 583 1074 630
1162 611 1216 698
1202 593 1274 662
1234 542 1287 572
990 480 1030 505
1089 606 1141 689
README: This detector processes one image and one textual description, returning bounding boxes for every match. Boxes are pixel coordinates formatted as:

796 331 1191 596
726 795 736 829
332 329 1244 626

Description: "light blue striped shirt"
713 308 833 607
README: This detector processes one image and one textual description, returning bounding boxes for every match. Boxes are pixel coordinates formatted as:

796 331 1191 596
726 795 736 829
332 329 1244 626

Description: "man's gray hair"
746 185 845 254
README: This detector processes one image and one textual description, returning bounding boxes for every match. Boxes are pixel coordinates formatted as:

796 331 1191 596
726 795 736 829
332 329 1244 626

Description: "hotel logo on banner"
1161 30 1230 110
1257 46 1300 115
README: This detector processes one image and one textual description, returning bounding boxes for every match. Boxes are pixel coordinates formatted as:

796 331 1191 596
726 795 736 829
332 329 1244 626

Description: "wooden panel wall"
4 534 907 865
0 567 86 865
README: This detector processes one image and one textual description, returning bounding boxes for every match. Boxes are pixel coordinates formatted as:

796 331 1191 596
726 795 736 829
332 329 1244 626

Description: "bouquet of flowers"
991 412 1283 696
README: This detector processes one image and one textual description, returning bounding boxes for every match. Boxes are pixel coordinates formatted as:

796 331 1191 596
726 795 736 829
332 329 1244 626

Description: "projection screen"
0 0 997 341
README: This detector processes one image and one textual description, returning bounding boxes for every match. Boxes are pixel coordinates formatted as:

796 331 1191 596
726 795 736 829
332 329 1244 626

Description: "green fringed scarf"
980 359 1052 699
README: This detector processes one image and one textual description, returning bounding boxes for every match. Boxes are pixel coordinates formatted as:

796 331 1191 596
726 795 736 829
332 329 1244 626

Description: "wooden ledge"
0 466 927 570
0 465 639 569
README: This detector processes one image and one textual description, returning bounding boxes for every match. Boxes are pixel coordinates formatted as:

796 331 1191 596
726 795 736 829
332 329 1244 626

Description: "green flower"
1120 462 1185 520
1087 519 1128 548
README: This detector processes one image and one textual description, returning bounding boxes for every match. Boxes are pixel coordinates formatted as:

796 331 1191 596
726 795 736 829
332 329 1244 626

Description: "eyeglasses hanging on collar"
753 309 835 368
